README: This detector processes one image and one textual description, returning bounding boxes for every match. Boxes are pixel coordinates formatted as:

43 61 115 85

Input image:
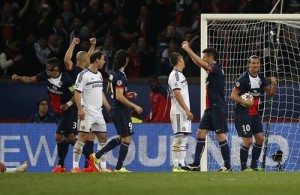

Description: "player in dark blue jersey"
90 50 143 172
231 55 277 171
64 37 101 171
181 41 231 172
12 57 77 172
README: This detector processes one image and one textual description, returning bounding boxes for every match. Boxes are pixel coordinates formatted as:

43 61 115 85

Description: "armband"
66 101 73 107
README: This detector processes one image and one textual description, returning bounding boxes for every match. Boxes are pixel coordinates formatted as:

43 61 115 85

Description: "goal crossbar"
201 14 300 21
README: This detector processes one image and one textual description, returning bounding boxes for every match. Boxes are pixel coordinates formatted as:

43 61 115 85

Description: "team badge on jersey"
81 126 85 130
236 82 240 87
182 127 186 131
117 80 123 86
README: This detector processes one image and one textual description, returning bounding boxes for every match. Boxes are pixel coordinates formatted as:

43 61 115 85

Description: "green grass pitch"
1 172 300 195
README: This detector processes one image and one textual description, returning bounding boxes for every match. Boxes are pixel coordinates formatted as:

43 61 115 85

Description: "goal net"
200 14 300 171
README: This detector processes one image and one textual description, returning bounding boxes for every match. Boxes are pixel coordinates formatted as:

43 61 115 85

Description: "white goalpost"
200 14 300 171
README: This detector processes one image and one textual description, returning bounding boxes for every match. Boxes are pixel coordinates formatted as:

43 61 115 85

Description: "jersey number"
242 124 250 132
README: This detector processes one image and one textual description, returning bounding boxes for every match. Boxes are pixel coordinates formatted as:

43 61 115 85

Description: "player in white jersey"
168 52 193 172
71 51 111 173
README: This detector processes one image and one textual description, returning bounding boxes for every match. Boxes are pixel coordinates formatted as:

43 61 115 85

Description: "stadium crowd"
0 0 298 78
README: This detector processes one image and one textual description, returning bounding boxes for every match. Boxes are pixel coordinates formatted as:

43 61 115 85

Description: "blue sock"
95 137 120 159
193 138 206 166
219 140 231 169
116 142 130 170
250 143 262 169
240 145 250 171
83 140 94 168
57 140 69 167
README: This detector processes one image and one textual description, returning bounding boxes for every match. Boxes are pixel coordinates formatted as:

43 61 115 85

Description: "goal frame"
200 14 300 171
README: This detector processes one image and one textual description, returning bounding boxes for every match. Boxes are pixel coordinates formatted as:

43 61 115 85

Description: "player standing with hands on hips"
231 55 277 171
181 41 232 172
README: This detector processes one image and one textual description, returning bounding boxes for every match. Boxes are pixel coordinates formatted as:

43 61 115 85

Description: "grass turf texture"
1 172 299 195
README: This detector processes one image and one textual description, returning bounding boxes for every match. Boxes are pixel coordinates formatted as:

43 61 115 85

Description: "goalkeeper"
230 55 277 171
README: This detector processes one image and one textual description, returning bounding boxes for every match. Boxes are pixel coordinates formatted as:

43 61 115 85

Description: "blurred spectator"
97 1 116 38
159 39 179 76
0 40 22 76
60 0 75 30
34 36 54 67
126 42 141 78
29 98 56 123
68 16 83 45
50 17 69 49
0 0 30 42
137 37 156 77
36 0 56 36
97 36 116 77
80 0 101 24
107 13 139 50
145 75 171 123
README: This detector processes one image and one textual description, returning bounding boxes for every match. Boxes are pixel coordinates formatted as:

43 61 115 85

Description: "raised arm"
88 38 96 56
181 41 211 71
64 38 80 71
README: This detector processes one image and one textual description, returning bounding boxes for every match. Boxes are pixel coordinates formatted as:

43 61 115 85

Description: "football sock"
193 138 206 166
95 137 120 159
57 139 69 167
179 135 188 166
172 137 180 168
98 142 107 170
250 143 263 169
116 142 130 170
5 168 17 173
240 145 250 171
83 140 94 168
73 140 84 168
219 140 231 169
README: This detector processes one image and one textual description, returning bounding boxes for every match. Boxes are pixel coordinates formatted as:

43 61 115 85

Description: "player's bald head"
76 51 88 62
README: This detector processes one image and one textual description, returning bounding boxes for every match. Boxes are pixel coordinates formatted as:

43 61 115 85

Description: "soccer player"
181 41 232 172
12 57 77 172
64 37 103 171
168 52 193 172
90 50 143 172
71 50 111 173
0 161 28 173
231 55 277 171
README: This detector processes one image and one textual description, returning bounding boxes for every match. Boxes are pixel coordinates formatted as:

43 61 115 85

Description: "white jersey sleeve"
168 69 190 114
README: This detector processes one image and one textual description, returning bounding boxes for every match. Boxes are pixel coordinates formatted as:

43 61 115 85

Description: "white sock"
73 140 85 168
172 137 181 168
5 168 17 173
98 142 107 170
178 135 188 166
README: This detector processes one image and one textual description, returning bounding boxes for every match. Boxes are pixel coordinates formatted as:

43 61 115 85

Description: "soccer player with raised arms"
181 41 231 172
231 55 277 171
